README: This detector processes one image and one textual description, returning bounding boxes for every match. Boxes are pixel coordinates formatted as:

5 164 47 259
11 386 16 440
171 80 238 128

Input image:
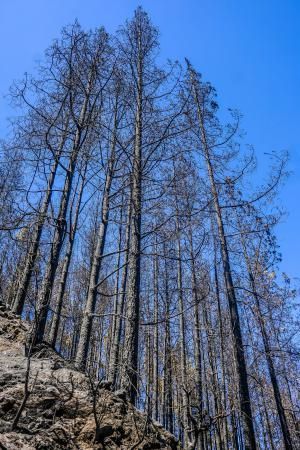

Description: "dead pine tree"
33 26 112 346
186 61 257 449
119 7 186 404
230 181 295 450
48 159 88 347
75 71 125 371
10 80 71 315
108 195 132 387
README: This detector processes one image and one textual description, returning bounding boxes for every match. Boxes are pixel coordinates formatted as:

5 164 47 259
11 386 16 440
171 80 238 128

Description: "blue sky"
0 0 299 279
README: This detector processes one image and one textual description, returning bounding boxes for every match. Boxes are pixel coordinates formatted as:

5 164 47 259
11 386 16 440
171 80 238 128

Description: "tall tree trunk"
176 234 191 447
146 325 153 418
244 304 276 450
108 198 131 386
203 291 224 450
33 161 75 343
162 243 174 434
11 137 66 315
33 81 95 346
188 230 203 399
152 239 159 421
75 144 116 370
213 243 230 450
239 228 294 449
120 37 143 403
48 165 86 347
188 64 257 449
187 225 206 449
107 202 123 377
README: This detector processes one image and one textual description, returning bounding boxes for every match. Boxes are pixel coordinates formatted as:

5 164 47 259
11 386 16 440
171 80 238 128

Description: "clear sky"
0 0 299 280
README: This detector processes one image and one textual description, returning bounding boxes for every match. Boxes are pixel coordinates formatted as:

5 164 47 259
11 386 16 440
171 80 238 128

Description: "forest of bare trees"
0 8 299 449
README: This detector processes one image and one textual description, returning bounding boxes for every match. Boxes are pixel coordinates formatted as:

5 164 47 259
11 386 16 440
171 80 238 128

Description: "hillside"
0 305 178 449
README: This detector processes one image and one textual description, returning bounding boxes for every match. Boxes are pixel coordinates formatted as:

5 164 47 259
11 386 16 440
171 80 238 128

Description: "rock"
0 305 179 449
0 418 11 433
114 388 127 401
96 424 114 439
0 396 16 414
99 380 112 390
44 386 60 397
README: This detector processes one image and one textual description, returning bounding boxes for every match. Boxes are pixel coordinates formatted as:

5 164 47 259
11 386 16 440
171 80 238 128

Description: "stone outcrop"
0 306 178 449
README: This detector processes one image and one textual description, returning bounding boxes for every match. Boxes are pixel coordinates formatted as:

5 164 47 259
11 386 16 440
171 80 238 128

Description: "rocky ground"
0 305 179 449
